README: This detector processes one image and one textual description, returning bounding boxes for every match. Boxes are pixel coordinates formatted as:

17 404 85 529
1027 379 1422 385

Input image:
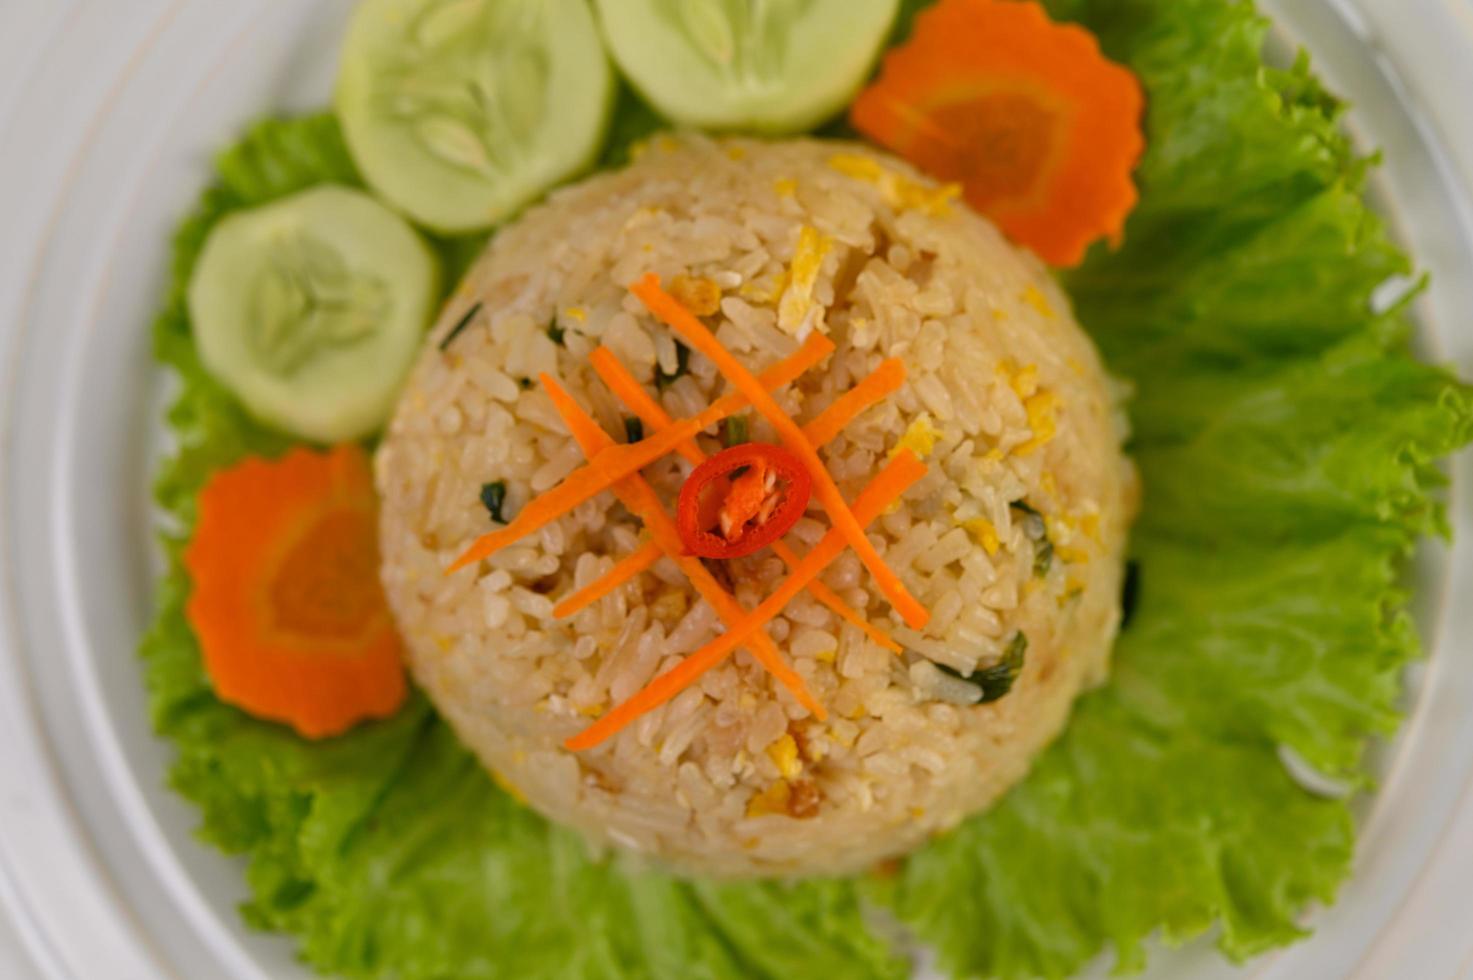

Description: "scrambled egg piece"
1023 285 1056 319
1010 364 1040 398
1055 545 1091 565
747 779 792 818
668 275 722 317
1000 361 1060 456
773 177 797 198
777 225 833 335
828 153 884 181
767 734 802 780
628 135 679 161
1016 390 1060 456
1047 514 1093 566
740 269 789 305
1078 512 1102 541
828 153 961 216
1057 578 1087 607
963 517 1001 556
890 413 941 460
998 359 1040 398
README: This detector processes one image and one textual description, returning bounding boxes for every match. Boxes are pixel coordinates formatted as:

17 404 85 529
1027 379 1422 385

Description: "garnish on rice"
676 443 813 559
445 273 933 747
539 328 875 632
183 445 406 738
566 449 927 751
584 344 904 654
446 331 836 572
631 273 931 630
850 0 1145 267
538 371 826 720
447 278 930 632
479 480 508 524
552 276 933 750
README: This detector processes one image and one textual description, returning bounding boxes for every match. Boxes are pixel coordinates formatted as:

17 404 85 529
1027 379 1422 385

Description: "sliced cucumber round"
336 0 614 234
594 0 899 134
188 185 441 443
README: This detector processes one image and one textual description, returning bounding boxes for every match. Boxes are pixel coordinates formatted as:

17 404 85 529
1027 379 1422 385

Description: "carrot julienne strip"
552 539 662 619
558 345 845 622
566 450 926 751
590 346 903 654
446 332 834 573
801 358 907 448
631 273 931 629
539 373 825 720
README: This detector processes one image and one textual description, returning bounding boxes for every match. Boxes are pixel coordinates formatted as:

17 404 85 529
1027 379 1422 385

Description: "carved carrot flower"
184 445 406 738
851 0 1145 266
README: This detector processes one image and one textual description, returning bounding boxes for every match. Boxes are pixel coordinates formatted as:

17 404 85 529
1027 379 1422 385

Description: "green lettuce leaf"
139 1 1473 977
879 0 1472 977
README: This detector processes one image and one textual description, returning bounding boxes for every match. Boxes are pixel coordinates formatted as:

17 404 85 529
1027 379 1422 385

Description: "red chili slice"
677 443 813 559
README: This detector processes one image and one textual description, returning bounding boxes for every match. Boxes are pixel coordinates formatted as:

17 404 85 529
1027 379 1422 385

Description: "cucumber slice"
336 0 615 234
594 0 899 134
187 185 441 443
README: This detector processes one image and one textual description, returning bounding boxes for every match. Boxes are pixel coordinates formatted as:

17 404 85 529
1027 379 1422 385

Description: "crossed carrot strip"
446 331 834 572
450 274 930 750
563 348 907 655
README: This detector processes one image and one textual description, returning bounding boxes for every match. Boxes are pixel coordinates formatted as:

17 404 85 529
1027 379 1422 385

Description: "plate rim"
2 1 1473 978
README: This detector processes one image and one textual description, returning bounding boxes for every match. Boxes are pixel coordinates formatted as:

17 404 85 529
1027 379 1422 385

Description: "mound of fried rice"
376 135 1137 878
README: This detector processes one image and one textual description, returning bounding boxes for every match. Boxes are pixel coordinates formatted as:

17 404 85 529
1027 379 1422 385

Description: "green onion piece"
656 341 691 389
976 632 1028 702
625 417 644 443
721 414 749 448
480 481 508 524
1011 500 1051 577
438 301 484 352
936 631 1028 703
1033 538 1054 577
546 322 567 346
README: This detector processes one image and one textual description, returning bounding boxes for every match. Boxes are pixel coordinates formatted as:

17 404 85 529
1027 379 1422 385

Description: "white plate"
1 1 1472 978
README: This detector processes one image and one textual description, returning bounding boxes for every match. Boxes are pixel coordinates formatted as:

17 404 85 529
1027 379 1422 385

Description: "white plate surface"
2 2 1472 978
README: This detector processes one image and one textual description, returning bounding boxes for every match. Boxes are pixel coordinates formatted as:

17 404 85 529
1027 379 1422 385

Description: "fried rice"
375 135 1137 878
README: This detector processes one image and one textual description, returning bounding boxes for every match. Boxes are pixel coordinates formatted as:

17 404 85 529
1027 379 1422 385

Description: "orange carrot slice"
447 331 834 573
552 540 663 619
850 0 1144 267
183 445 406 739
631 273 930 629
567 450 926 752
540 373 825 720
801 358 907 448
590 345 903 654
